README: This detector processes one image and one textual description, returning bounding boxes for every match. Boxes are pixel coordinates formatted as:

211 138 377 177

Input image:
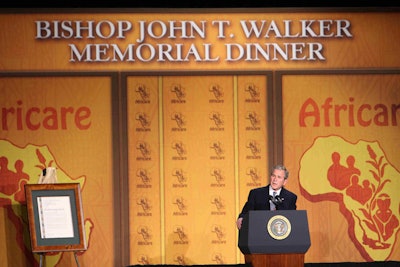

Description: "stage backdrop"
0 8 399 267
127 74 269 264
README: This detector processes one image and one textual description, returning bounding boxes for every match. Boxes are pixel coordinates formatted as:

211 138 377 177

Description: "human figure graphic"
346 175 372 205
327 152 360 190
372 193 399 241
0 156 15 195
0 157 29 199
359 179 373 205
14 160 30 202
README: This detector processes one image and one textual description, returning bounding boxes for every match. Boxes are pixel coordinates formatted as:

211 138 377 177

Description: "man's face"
270 169 287 190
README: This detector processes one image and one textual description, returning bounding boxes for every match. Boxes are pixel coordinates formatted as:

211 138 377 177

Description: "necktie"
270 191 276 210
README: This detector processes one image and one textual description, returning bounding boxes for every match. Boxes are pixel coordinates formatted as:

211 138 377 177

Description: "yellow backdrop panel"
282 73 400 262
0 12 399 71
127 75 269 265
0 75 114 266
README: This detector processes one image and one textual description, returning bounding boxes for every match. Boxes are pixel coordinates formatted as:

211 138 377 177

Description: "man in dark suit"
236 164 297 229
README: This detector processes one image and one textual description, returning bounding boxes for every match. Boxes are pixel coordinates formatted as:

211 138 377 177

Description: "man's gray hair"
272 164 289 179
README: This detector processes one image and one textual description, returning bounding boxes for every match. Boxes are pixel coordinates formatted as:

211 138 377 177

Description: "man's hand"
236 217 243 230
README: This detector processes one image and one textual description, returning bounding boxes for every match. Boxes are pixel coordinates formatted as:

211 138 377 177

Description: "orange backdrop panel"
163 76 234 264
127 74 271 265
281 73 400 263
127 76 162 264
0 75 115 266
0 12 399 71
236 75 270 217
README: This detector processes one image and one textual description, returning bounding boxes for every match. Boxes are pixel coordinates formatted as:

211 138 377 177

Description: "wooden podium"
238 210 311 267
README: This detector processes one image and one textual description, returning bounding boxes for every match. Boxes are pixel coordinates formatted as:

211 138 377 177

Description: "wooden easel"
25 184 87 267
38 252 81 267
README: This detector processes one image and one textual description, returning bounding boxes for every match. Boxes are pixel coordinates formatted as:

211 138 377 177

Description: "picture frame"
25 183 87 253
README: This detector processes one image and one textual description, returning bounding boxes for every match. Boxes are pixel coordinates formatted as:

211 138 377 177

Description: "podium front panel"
238 210 311 254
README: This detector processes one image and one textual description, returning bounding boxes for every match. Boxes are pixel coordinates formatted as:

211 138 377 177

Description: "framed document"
25 183 87 252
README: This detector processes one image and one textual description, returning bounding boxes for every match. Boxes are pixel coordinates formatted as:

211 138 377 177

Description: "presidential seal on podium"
267 215 291 240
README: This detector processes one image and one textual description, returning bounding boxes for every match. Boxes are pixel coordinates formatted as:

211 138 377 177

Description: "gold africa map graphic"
299 136 400 261
0 139 93 266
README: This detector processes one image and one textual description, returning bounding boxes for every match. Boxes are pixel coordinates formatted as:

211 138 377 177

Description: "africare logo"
299 135 400 261
0 139 93 266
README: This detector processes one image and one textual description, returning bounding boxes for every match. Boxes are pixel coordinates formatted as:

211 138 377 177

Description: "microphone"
269 194 284 206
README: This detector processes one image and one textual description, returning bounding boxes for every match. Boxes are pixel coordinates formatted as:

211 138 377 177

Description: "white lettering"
35 20 133 39
212 20 230 38
239 19 353 38
68 43 219 62
225 42 325 61
137 20 206 43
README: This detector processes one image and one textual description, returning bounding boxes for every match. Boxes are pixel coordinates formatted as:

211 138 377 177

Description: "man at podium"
236 164 297 229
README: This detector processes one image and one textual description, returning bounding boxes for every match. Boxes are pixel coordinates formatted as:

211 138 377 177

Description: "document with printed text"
38 196 74 239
